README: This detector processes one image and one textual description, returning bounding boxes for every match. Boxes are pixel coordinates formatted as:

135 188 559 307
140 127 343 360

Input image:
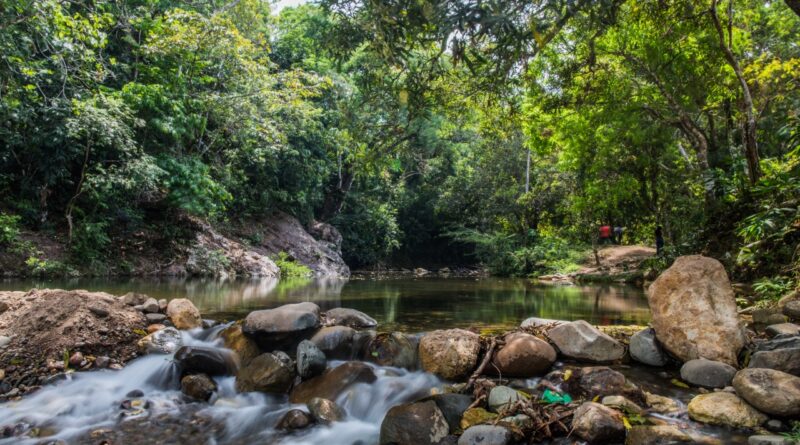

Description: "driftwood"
467 337 500 389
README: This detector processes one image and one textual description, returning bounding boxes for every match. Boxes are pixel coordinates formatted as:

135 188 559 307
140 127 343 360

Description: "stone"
489 333 556 377
748 435 794 445
220 323 261 367
0 301 8 314
145 313 167 324
94 356 110 368
755 335 800 352
487 386 521 413
307 397 345 423
174 346 238 377
601 395 645 415
158 299 168 312
141 298 160 313
765 323 800 338
687 392 767 428
310 326 356 359
181 374 216 401
290 361 376 403
783 300 800 320
680 358 736 388
324 307 377 329
643 392 680 414
546 320 625 363
460 408 497 430
646 255 745 366
571 402 625 444
242 302 320 352
365 332 418 369
423 393 472 434
236 352 296 394
379 400 449 445
753 308 788 326
457 425 513 445
137 327 182 354
418 329 481 380
88 305 110 317
121 292 149 306
276 409 314 430
629 328 668 366
625 425 717 445
733 368 800 417
0 335 10 348
296 339 327 379
166 299 202 330
69 351 85 367
520 317 565 329
749 347 800 376
565 366 644 404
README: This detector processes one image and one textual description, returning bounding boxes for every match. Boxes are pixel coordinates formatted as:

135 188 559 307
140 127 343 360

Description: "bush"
274 252 312 278
0 212 21 246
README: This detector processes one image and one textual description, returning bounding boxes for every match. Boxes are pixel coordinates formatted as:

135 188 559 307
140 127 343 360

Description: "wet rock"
181 373 216 401
424 393 472 433
753 308 787 326
121 292 150 306
546 320 625 363
307 397 345 423
419 329 481 380
126 389 144 398
765 323 800 338
489 332 556 377
174 346 237 377
625 425 717 444
366 332 418 369
145 313 167 324
290 361 376 403
643 392 680 414
748 435 794 445
680 358 736 388
754 335 800 351
748 347 800 376
220 323 260 367
324 308 377 329
166 298 202 330
460 408 497 430
236 352 295 394
137 327 183 354
276 409 314 431
94 356 110 368
565 366 644 404
141 298 160 313
146 323 166 334
733 368 800 417
379 400 449 445
487 386 521 413
310 326 355 359
296 340 326 379
457 425 513 445
242 302 320 352
629 328 668 366
687 392 767 428
601 395 645 415
68 351 85 367
572 402 625 444
520 317 565 329
783 300 800 320
647 255 745 366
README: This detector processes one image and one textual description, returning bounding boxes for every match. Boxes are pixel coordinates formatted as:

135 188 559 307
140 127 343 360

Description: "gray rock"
137 327 182 354
0 336 11 349
307 397 345 423
121 292 149 306
565 366 645 404
487 386 521 412
296 340 326 379
765 323 800 338
174 346 238 377
290 361 376 404
520 317 566 329
753 308 787 326
94 356 110 368
572 402 625 443
276 409 314 430
310 326 355 359
457 425 513 445
547 320 625 362
733 368 800 417
783 300 800 320
242 302 320 352
379 400 449 445
749 347 800 376
158 299 168 312
145 313 167 323
755 335 800 352
625 425 716 444
748 435 794 445
680 358 736 388
236 352 296 394
325 307 377 329
630 328 668 366
181 374 216 401
424 393 472 434
88 305 110 317
141 298 160 313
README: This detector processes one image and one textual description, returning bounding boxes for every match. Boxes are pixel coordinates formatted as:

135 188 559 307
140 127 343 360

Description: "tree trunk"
319 166 355 222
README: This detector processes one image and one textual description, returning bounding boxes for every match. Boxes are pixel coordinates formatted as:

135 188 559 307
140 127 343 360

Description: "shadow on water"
0 276 650 331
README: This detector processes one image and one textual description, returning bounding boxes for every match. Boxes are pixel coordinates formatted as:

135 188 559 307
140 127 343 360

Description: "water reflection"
0 277 650 331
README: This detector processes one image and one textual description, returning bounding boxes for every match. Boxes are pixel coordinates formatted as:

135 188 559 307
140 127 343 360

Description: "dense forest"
0 0 798 296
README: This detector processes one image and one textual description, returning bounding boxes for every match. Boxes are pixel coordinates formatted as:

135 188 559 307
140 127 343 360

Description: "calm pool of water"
0 277 650 331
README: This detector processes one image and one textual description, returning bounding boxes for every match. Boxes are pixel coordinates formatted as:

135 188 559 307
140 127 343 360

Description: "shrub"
0 212 21 246
274 252 312 278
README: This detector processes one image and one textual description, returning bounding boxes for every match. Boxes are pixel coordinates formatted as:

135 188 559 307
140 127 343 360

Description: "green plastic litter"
541 389 572 404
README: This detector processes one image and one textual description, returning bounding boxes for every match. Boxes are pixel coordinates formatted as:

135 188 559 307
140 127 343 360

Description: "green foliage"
783 421 800 442
160 157 232 218
753 276 796 302
274 252 312 278
0 212 21 246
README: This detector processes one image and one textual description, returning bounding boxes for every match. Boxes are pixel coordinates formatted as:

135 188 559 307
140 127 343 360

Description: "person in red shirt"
599 225 612 245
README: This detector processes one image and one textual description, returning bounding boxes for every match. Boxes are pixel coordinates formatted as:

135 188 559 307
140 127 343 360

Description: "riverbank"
0 255 798 444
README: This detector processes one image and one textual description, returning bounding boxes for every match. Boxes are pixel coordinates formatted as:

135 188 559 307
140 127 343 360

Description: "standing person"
599 224 612 245
613 225 624 245
655 226 664 255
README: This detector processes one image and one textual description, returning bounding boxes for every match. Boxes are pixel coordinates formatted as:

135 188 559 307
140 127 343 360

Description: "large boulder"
748 347 800 376
174 346 238 377
379 400 449 445
235 352 295 393
219 323 260 367
419 329 481 380
571 402 626 444
242 302 320 352
687 392 767 428
646 255 745 366
732 368 800 417
489 333 556 377
324 308 377 329
290 361 377 403
296 339 326 379
629 328 668 366
547 320 625 363
166 298 202 330
680 358 736 389
310 326 356 359
366 332 418 369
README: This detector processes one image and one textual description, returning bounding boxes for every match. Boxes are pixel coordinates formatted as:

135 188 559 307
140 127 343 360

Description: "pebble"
88 305 109 317
69 352 85 367
0 336 11 348
95 356 110 369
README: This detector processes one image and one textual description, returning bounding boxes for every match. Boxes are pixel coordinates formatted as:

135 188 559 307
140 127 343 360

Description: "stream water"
0 277 749 444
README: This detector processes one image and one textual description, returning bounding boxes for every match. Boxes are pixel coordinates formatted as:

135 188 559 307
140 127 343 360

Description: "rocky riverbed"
1 255 799 445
